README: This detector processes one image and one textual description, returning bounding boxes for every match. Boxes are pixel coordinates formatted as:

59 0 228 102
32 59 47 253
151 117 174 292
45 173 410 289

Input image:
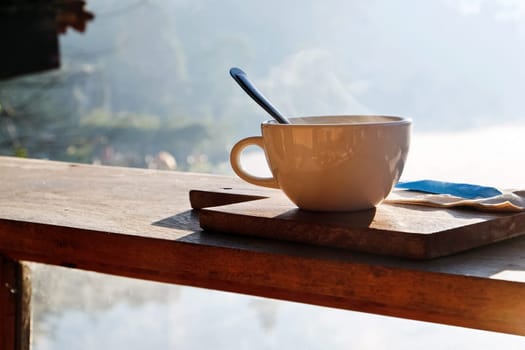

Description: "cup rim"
263 115 412 126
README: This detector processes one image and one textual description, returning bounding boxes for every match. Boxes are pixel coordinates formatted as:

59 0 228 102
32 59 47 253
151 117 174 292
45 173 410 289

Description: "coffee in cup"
230 115 411 211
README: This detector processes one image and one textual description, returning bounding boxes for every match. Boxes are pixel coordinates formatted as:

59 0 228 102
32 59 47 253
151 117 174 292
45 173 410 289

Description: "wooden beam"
0 156 524 335
0 254 31 350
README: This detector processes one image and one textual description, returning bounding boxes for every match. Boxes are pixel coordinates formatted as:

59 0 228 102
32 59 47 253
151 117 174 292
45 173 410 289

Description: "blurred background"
3 0 525 171
2 0 525 348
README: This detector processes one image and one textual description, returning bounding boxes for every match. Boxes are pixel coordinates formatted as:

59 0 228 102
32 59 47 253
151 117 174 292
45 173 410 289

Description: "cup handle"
230 136 280 189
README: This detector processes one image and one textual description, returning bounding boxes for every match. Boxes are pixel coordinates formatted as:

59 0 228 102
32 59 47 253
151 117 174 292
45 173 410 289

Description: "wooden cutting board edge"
189 188 525 260
197 207 430 259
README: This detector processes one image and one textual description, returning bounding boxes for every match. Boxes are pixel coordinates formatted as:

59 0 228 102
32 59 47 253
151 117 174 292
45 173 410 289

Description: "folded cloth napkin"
396 180 502 199
387 180 525 212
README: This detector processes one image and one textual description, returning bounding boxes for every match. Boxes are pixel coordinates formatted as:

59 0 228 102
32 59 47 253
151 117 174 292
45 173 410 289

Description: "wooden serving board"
189 186 525 259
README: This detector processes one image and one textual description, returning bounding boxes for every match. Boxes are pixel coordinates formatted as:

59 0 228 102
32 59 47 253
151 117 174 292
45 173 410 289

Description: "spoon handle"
229 67 291 124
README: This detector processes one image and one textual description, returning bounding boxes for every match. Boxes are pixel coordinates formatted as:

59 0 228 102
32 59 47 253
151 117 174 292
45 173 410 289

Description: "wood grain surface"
0 156 524 335
190 188 525 259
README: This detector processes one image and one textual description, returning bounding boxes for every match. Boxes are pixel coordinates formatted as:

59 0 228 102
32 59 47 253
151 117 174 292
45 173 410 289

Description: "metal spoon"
229 67 291 124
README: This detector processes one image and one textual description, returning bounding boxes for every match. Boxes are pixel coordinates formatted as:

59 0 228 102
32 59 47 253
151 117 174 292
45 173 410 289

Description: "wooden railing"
1 156 524 349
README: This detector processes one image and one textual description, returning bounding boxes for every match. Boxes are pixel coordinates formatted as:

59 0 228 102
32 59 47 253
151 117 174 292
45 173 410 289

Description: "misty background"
2 0 525 172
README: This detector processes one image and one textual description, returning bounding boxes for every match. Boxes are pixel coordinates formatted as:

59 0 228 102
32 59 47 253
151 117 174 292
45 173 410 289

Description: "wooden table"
1 156 524 349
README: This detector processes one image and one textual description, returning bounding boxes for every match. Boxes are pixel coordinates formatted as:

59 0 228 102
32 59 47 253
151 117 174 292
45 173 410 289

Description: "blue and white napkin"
386 180 525 212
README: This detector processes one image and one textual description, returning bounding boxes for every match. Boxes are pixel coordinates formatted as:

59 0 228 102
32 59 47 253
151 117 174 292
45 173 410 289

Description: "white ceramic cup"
230 115 411 211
